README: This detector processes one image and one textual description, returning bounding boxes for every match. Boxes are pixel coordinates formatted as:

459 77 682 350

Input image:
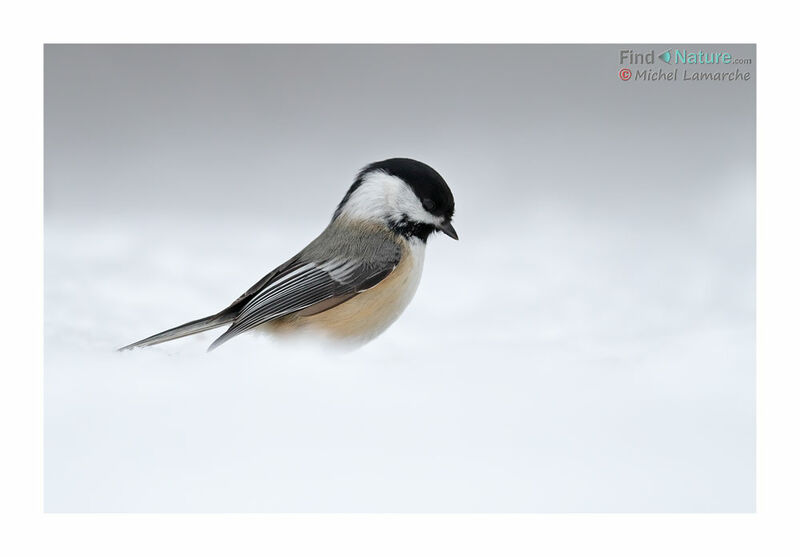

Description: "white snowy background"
44 45 755 512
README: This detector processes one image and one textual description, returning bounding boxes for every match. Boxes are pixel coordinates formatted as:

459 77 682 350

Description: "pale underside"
259 237 425 346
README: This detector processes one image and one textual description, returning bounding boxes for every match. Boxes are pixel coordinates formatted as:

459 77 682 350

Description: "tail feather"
118 312 235 351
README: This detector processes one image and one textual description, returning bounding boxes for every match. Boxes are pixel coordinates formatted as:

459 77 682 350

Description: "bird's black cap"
335 158 455 223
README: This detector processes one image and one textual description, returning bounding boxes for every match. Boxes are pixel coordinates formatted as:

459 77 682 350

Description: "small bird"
120 158 457 351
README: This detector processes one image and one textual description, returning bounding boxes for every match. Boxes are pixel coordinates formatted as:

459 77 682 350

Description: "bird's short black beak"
439 221 459 240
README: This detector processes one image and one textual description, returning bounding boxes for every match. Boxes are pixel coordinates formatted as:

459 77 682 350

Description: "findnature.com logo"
657 49 752 65
618 47 753 82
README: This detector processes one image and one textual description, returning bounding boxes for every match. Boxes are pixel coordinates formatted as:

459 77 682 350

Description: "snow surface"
44 200 754 512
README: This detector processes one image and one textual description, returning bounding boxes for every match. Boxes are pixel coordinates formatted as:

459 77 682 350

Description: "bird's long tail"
118 311 235 351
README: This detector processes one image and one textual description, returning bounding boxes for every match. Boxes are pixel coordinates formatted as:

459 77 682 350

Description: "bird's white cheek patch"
339 171 440 226
394 191 442 226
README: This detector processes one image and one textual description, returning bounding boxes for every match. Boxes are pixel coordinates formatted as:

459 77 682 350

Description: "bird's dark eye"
422 198 437 212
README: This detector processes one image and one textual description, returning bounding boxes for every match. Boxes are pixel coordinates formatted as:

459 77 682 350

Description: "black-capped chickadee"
120 158 457 351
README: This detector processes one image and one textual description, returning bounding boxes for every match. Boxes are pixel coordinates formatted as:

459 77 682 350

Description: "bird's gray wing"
208 236 402 351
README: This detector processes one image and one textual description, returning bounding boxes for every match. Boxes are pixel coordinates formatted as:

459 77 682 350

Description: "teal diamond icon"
659 50 672 64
